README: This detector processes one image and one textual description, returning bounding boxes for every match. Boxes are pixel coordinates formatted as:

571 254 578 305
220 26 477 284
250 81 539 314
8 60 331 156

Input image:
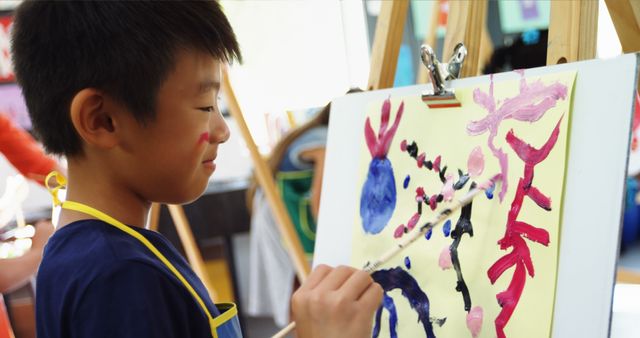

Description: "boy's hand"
292 265 383 338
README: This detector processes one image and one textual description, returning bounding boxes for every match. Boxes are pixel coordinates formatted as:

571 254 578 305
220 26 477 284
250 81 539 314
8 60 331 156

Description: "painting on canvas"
352 71 576 338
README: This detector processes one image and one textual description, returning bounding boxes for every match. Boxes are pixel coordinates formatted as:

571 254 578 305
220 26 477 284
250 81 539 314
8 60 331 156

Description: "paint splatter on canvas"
352 71 576 337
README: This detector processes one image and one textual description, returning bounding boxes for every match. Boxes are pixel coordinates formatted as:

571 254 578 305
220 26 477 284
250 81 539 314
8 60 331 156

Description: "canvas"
351 71 576 338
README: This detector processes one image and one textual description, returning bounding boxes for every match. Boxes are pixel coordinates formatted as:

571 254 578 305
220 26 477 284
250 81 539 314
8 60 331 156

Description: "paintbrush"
271 174 502 338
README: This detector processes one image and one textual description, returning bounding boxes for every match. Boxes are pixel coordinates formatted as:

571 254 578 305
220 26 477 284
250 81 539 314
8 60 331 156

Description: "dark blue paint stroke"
425 228 433 240
373 294 398 338
403 175 410 189
360 158 397 234
372 267 436 338
453 170 470 190
485 183 495 199
443 220 451 237
404 256 411 269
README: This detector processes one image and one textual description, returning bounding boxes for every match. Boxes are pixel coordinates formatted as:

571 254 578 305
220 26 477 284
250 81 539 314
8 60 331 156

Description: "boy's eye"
198 106 215 113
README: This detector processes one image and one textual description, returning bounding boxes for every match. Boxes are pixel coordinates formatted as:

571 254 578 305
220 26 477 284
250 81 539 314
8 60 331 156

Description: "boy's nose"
209 112 230 144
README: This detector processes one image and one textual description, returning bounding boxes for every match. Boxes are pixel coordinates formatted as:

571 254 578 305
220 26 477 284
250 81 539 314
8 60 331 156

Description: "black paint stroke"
449 182 476 312
439 166 448 183
407 141 419 158
453 169 470 190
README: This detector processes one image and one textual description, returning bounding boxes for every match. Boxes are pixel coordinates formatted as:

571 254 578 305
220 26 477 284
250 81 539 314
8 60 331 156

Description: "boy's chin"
154 180 209 205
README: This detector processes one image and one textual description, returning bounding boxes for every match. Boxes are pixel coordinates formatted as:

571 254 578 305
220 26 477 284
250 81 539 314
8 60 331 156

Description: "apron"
45 172 242 338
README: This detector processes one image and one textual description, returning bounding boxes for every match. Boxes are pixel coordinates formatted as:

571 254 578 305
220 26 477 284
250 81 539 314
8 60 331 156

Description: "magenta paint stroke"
433 155 442 172
467 74 568 201
393 212 422 240
365 97 404 159
407 212 420 230
393 224 405 239
487 116 562 338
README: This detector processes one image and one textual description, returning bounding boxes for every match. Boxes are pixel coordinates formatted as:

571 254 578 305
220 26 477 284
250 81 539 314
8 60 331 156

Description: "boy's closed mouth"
202 156 216 170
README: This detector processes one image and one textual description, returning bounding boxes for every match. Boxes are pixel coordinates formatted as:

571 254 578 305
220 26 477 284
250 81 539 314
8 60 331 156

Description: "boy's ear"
69 88 119 150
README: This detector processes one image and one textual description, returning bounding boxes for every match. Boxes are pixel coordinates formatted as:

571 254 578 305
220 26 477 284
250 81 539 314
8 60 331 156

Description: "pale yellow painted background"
351 72 576 338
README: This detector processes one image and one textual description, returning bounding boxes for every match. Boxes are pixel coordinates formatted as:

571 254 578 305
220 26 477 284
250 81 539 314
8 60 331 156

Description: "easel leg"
223 235 246 333
167 204 220 302
148 203 161 231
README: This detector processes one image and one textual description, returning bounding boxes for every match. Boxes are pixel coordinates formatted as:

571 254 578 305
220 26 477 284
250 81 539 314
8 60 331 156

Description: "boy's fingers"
300 264 332 291
340 269 375 301
314 265 357 292
357 281 384 310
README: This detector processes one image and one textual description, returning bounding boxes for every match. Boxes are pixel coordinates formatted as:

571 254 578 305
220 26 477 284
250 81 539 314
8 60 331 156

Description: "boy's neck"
58 160 150 229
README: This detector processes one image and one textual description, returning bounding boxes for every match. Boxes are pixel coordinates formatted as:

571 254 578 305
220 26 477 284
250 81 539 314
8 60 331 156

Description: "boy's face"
116 50 229 204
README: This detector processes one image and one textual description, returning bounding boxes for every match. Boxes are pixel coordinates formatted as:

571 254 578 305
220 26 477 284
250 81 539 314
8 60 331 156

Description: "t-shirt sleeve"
72 261 206 338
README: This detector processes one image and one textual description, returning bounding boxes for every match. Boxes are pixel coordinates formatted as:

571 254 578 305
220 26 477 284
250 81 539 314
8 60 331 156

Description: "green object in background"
277 170 316 256
498 0 550 34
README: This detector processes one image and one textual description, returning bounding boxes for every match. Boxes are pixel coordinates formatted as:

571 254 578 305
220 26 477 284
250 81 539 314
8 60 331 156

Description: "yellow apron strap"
61 201 217 326
211 303 238 328
45 171 67 207
43 171 234 337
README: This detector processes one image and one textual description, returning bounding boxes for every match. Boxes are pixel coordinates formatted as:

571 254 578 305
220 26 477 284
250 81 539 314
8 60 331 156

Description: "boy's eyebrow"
198 80 221 94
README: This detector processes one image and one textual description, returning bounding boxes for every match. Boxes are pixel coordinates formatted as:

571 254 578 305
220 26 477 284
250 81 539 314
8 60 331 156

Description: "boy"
11 1 382 338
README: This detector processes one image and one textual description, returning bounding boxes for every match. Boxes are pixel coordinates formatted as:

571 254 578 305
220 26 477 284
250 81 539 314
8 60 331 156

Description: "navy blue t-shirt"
36 219 236 338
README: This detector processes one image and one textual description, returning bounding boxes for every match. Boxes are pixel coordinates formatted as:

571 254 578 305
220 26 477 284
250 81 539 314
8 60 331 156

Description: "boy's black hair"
11 1 241 156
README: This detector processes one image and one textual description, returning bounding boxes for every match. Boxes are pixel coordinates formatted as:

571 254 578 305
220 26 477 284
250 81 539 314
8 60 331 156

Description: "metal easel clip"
420 43 467 109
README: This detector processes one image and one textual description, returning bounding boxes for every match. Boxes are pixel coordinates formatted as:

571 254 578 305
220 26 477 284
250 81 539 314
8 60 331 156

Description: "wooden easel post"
368 0 488 90
442 0 488 78
605 0 640 54
416 0 442 85
605 0 640 90
221 67 311 283
547 0 598 65
367 0 409 90
417 0 492 83
148 203 219 301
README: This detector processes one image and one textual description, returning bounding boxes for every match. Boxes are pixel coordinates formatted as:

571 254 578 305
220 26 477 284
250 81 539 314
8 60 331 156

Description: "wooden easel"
369 0 490 92
380 0 597 82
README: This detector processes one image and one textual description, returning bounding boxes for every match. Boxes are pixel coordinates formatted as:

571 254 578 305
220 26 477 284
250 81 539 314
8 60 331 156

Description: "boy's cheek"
197 132 209 145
